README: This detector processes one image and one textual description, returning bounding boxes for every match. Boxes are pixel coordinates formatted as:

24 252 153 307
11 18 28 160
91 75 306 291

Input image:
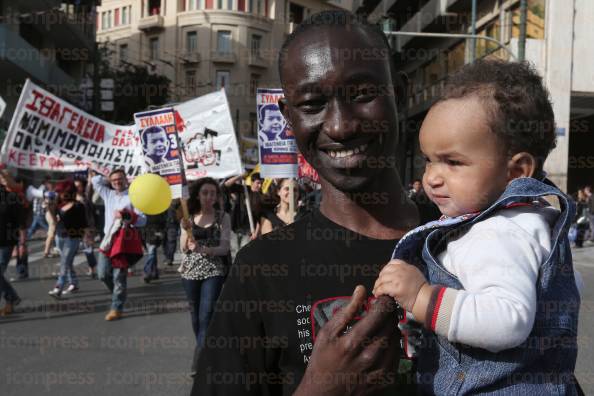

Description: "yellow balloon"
129 173 172 215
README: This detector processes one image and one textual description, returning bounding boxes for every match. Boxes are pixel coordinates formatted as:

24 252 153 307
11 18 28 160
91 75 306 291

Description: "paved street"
0 238 194 396
1 237 594 395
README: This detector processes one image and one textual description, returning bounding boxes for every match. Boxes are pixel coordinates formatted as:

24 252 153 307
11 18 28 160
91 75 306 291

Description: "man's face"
145 129 169 158
109 172 128 192
262 109 285 136
279 26 399 192
412 181 422 193
251 179 263 192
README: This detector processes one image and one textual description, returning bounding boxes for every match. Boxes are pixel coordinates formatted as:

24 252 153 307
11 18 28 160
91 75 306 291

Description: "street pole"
384 31 518 61
470 0 477 62
518 0 528 61
92 42 100 116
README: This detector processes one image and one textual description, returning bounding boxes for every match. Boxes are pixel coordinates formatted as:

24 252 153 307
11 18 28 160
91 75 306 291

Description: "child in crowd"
374 60 582 394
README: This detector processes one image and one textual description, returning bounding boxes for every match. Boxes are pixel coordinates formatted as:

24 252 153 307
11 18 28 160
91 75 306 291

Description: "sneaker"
105 309 122 321
62 285 79 295
48 288 62 299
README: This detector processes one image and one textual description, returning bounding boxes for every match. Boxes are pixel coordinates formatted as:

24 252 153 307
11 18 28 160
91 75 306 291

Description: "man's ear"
507 152 537 181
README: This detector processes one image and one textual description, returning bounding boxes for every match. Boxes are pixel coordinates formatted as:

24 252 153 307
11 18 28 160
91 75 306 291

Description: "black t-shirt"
192 209 400 395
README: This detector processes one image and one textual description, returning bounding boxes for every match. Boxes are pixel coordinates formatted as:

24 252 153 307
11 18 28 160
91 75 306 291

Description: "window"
250 74 260 96
251 34 261 58
289 3 304 23
238 0 245 11
228 0 233 10
186 31 198 53
149 37 159 60
216 71 230 90
122 6 129 25
189 0 197 10
249 112 257 137
107 10 112 28
186 69 197 94
148 0 161 16
256 0 262 15
511 0 545 40
119 44 128 62
217 31 231 54
114 8 120 26
101 12 107 29
248 0 253 13
218 0 223 8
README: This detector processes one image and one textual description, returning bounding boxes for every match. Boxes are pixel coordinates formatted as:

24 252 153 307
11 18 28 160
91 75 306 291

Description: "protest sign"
256 88 298 178
134 107 187 199
0 79 143 176
174 89 243 180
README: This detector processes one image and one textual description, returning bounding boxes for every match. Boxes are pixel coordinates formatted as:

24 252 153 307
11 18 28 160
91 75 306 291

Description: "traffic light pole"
384 31 518 61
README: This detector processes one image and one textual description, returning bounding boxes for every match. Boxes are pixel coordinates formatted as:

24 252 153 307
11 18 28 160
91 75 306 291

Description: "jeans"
181 276 225 348
15 251 28 278
56 237 80 290
27 214 49 239
164 225 179 263
0 245 19 304
97 253 127 311
83 245 97 269
143 244 159 278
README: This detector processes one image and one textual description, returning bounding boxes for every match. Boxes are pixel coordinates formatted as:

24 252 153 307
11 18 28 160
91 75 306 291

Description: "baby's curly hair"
439 60 556 171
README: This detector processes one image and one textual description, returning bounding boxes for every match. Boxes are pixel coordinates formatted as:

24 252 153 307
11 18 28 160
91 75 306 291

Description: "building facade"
0 1 98 129
360 0 594 193
96 0 349 142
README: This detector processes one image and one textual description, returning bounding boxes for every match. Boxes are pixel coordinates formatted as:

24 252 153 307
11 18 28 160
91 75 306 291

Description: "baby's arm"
374 217 545 353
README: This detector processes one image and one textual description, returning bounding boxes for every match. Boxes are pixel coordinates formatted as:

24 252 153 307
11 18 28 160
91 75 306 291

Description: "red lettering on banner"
17 152 25 166
68 112 79 130
112 129 135 147
139 113 175 128
8 149 16 163
25 90 44 112
260 94 282 104
29 154 37 167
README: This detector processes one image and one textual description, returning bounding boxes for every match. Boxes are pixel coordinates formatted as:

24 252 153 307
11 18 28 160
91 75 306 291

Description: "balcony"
138 14 165 31
248 54 267 68
212 51 236 64
181 51 201 64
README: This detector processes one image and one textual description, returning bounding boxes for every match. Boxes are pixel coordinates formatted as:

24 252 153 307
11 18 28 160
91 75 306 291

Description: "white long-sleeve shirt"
91 175 146 235
432 205 573 353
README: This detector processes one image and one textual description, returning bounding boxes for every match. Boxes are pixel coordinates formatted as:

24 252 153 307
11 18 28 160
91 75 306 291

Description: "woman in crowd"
74 178 98 278
260 178 299 235
48 180 87 298
179 178 231 373
574 187 591 248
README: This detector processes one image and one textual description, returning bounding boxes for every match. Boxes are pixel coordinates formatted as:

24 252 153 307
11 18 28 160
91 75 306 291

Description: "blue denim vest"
392 177 580 395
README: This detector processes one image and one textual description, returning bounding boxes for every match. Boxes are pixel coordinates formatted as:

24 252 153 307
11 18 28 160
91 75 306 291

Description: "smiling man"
192 11 418 395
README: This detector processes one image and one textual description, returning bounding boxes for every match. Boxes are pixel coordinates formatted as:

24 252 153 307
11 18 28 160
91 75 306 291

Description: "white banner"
0 81 243 180
174 89 243 180
0 79 144 176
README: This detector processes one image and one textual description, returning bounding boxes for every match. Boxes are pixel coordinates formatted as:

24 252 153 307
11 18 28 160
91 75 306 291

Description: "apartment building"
359 0 594 193
0 1 99 128
96 0 350 141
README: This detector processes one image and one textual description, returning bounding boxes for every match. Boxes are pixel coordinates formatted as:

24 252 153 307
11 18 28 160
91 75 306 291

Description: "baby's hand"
373 259 427 312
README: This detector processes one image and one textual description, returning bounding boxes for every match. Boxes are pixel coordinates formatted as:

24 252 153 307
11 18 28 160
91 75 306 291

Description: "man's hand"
373 259 427 313
294 286 400 396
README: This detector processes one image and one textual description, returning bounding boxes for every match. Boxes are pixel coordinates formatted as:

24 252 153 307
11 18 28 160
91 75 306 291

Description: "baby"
374 60 581 394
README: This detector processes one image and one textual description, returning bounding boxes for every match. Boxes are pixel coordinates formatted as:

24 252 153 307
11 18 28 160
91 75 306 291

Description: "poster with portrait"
256 88 298 178
134 108 187 199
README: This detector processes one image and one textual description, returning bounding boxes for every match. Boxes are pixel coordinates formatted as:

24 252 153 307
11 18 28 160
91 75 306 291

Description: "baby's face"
419 96 510 217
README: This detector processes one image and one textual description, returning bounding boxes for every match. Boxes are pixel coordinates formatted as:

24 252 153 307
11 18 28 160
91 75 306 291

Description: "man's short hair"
250 172 262 182
258 104 282 127
141 126 166 148
109 168 126 179
439 60 556 171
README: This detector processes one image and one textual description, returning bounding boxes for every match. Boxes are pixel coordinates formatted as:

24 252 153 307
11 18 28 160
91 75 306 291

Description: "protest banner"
134 107 187 199
256 88 298 179
174 89 243 180
0 79 143 176
298 153 319 183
